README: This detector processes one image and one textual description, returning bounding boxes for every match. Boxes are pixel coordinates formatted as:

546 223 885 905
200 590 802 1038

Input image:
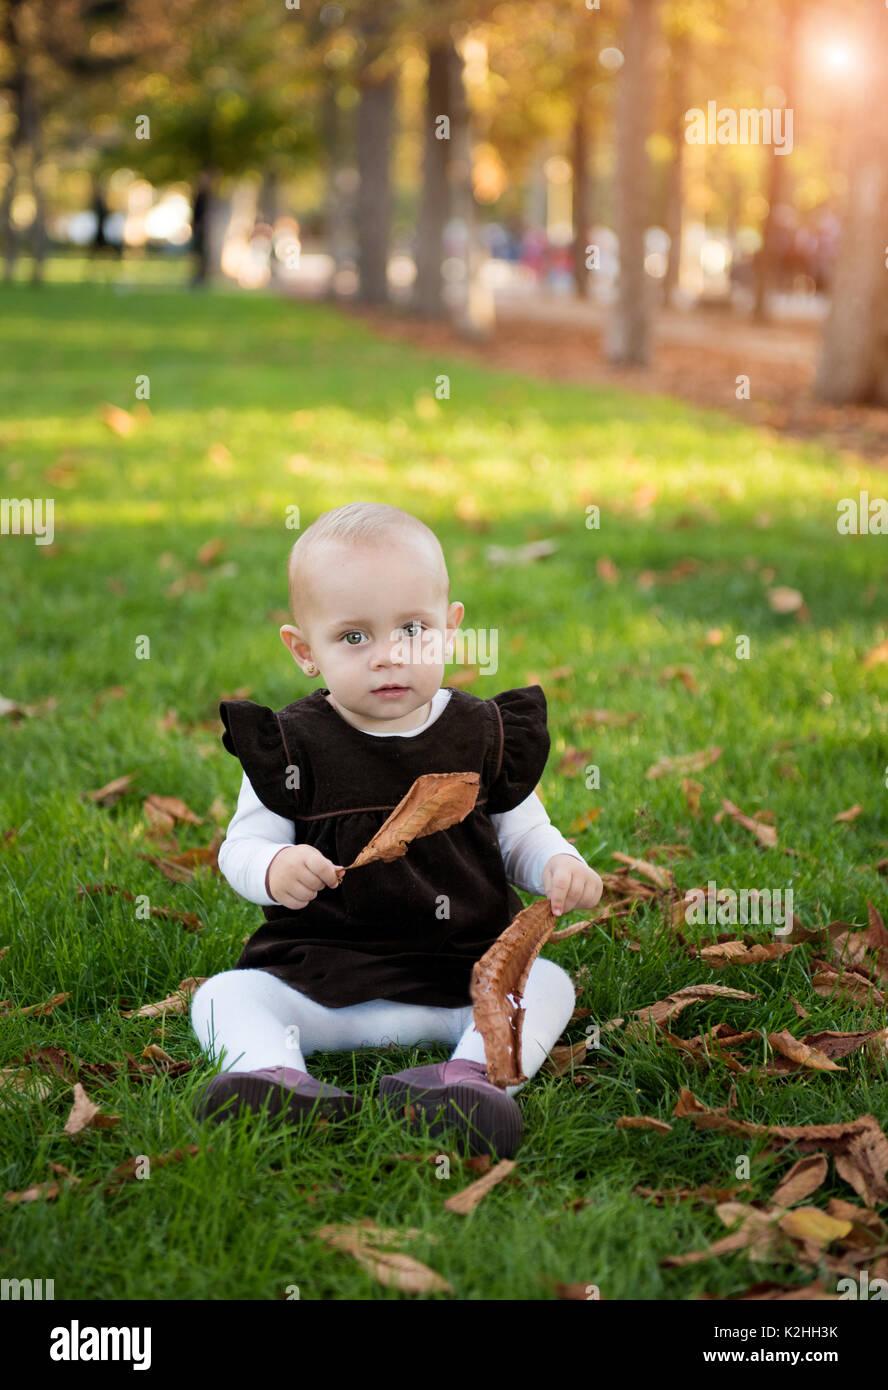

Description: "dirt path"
339 297 888 470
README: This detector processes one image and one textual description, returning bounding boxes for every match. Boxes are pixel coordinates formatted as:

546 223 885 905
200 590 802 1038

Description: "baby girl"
190 501 603 1157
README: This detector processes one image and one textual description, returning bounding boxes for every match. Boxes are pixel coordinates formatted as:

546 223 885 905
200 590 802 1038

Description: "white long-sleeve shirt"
218 686 587 906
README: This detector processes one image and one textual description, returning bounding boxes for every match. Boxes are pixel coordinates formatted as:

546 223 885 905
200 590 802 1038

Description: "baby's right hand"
265 845 344 910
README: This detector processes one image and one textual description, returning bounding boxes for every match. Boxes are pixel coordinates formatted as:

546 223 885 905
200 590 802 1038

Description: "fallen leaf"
771 1156 829 1206
629 983 757 1030
101 403 136 436
576 709 641 728
834 805 863 823
611 852 672 890
699 941 795 967
471 899 558 1087
336 772 479 876
616 1115 672 1134
659 664 698 693
0 1067 54 1107
0 991 70 1018
443 1159 518 1213
315 1222 452 1293
541 1040 590 1076
767 586 804 614
143 794 204 826
777 1207 852 1247
80 774 136 807
196 538 227 566
596 557 619 584
645 747 722 780
721 798 777 848
120 976 207 1019
63 1081 120 1136
862 639 888 670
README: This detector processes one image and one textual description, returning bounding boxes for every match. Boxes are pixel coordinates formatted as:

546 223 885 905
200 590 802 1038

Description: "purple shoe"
378 1059 522 1159
196 1065 360 1127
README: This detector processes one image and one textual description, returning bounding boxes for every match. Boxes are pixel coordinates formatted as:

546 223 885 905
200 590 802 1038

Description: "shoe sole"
378 1076 521 1159
196 1073 361 1128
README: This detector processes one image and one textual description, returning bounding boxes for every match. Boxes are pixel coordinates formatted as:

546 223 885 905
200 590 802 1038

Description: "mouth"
373 684 409 693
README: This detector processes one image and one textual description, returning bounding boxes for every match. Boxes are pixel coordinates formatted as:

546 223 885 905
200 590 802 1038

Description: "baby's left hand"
541 854 604 917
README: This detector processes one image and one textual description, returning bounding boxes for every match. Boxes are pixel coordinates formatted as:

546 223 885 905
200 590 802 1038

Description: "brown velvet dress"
218 684 550 1009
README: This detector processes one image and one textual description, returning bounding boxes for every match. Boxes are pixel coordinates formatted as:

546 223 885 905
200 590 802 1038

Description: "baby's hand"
266 845 344 910
541 854 603 918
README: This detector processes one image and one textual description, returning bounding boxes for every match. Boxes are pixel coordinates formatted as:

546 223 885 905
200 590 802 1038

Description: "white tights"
190 956 576 1099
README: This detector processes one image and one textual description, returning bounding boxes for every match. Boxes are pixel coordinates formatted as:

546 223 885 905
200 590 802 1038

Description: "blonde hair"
287 503 450 627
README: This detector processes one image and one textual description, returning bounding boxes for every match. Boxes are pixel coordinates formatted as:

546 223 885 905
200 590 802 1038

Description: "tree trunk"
571 93 591 298
752 0 800 322
662 30 689 306
448 39 493 339
355 15 396 306
2 0 26 282
412 40 454 317
322 75 354 298
815 8 888 404
605 0 660 365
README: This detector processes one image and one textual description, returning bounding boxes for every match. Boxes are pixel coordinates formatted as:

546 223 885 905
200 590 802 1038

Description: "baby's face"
281 541 464 732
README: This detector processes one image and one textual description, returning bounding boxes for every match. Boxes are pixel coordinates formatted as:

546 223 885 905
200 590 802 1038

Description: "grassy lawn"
1 278 886 1301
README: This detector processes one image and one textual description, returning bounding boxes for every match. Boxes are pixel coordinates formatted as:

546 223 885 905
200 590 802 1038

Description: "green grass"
1 278 886 1300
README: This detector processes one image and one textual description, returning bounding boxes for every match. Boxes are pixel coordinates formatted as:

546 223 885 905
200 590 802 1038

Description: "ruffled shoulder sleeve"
219 699 300 820
484 685 550 815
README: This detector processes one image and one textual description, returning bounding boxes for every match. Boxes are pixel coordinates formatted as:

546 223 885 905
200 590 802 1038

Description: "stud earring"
305 663 317 675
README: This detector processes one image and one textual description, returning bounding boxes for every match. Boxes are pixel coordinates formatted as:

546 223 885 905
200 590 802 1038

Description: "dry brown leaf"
63 1081 120 1136
80 774 136 807
0 1067 54 1108
541 1040 590 1076
138 829 224 884
771 1155 829 1206
610 852 673 890
120 976 207 1019
862 639 888 670
196 537 227 566
143 794 204 826
471 899 557 1087
659 664 698 693
0 693 58 720
645 747 722 780
767 1031 844 1073
777 1207 852 1247
635 1182 753 1205
631 983 757 1030
576 709 641 728
661 1204 784 1267
721 799 777 848
101 402 136 436
442 1158 517 1213
0 991 70 1018
699 941 795 967
335 772 479 877
315 1222 452 1294
834 805 863 823
76 882 203 933
811 961 885 1008
673 1097 888 1206
616 1115 672 1134
682 778 704 816
767 586 804 614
